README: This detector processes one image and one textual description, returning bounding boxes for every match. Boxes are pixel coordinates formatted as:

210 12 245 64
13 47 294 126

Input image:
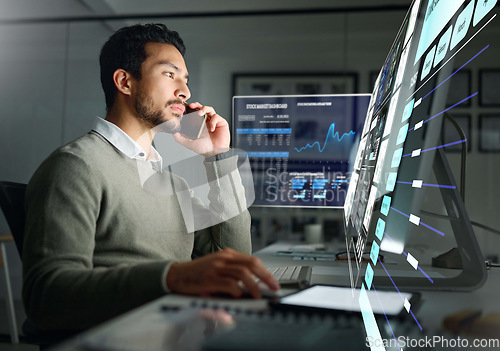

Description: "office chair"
0 181 79 348
0 181 27 344
0 234 17 344
0 182 26 255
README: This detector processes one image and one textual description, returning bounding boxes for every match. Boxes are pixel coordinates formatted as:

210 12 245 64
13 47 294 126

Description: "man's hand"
173 102 230 157
166 248 280 299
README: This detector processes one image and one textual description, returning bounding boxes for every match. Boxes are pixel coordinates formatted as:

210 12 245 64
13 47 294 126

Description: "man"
23 23 279 333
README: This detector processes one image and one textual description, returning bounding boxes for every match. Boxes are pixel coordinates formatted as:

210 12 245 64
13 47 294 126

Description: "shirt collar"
92 117 163 169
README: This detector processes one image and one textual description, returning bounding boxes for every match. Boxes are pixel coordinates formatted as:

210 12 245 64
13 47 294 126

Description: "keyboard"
267 265 312 288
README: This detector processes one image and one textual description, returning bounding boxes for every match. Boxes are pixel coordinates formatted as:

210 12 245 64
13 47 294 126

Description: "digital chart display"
232 95 371 208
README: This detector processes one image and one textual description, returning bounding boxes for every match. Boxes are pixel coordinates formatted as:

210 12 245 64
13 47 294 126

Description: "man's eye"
164 72 174 78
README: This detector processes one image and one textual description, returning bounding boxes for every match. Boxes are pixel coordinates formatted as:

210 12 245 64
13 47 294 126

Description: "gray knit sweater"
23 131 251 332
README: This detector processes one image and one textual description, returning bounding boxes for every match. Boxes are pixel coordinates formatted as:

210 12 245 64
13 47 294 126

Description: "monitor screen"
342 0 494 344
344 0 493 292
232 94 371 208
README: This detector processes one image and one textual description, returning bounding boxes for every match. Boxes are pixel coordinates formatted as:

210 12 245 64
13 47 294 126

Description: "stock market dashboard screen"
232 94 371 208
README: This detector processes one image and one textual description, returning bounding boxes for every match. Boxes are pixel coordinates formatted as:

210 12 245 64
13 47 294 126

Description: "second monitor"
232 94 371 208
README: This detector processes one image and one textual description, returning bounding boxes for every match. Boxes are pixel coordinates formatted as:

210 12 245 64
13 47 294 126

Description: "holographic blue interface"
232 94 371 208
343 0 497 346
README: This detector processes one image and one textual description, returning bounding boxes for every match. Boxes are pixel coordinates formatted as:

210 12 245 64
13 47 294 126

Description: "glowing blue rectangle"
414 0 466 64
391 148 403 168
236 128 292 134
365 264 374 290
473 0 497 26
401 99 414 122
359 285 385 351
397 123 409 145
381 196 391 216
312 180 328 189
386 172 397 192
370 241 380 266
450 1 474 50
433 26 453 67
421 46 436 80
375 218 386 241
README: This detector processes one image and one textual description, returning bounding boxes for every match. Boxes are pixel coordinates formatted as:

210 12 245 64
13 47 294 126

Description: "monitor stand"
374 147 487 291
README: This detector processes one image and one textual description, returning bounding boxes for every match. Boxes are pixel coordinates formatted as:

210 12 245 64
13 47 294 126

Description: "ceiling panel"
0 0 413 21
104 0 413 15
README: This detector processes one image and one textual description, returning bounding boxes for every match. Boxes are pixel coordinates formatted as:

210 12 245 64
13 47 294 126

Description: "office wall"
1 9 499 301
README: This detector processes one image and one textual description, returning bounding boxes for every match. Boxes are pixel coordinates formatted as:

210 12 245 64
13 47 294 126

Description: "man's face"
132 42 191 132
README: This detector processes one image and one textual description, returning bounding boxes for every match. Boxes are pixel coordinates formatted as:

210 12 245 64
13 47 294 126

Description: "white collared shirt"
92 117 163 171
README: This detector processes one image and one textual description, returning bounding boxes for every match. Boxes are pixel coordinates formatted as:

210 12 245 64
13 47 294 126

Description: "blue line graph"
294 123 355 153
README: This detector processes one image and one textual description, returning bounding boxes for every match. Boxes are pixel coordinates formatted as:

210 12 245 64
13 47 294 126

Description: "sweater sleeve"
23 152 168 332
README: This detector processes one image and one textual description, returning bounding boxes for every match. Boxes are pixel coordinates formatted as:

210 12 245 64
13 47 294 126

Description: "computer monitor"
344 0 492 293
232 94 371 208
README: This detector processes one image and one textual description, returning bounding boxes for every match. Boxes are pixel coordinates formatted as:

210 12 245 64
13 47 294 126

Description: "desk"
50 242 500 350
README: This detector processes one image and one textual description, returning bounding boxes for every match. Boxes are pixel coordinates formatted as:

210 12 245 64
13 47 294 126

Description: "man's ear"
113 69 134 96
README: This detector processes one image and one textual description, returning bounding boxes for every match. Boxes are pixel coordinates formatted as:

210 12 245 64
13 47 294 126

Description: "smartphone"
180 104 207 140
271 285 419 316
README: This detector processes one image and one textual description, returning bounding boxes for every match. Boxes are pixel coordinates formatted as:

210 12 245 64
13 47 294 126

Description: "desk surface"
50 242 500 350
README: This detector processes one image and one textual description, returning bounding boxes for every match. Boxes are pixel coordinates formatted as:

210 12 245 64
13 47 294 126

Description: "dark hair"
99 23 186 111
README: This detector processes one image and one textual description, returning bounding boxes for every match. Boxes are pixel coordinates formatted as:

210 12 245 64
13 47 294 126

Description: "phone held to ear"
180 103 207 140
